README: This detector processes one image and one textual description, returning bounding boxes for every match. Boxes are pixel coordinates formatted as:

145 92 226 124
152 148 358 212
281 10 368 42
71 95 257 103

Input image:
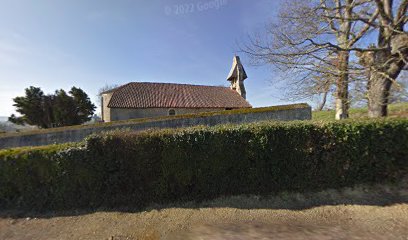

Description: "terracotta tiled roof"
107 82 252 109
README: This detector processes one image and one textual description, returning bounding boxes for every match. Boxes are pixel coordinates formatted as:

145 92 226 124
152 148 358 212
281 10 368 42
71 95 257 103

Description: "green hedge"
0 103 309 138
0 119 407 210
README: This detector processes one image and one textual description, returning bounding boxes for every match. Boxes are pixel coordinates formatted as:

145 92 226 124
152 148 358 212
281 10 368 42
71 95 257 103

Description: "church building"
101 56 251 122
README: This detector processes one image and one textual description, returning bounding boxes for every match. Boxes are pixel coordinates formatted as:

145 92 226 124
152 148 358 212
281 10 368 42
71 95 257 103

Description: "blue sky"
0 0 294 116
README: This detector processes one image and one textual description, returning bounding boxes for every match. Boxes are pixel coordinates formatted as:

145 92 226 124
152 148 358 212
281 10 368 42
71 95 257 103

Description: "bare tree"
242 0 377 119
298 58 337 110
389 70 408 103
96 84 120 107
356 0 407 117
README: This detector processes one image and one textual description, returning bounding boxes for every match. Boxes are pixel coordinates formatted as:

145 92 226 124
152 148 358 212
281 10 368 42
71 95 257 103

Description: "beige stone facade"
101 91 231 122
101 55 251 122
103 107 224 122
100 87 248 122
101 93 113 122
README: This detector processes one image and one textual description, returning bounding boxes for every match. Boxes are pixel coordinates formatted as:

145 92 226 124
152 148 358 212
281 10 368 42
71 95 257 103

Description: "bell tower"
227 55 247 99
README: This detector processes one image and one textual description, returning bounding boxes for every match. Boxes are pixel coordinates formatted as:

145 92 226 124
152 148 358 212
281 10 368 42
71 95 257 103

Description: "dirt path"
1 203 408 240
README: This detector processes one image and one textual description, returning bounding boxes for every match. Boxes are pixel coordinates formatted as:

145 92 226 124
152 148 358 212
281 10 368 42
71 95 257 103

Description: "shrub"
0 103 310 138
0 119 407 210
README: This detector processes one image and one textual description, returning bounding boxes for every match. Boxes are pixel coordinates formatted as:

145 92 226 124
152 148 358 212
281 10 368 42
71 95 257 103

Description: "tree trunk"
367 72 392 117
366 0 407 117
335 51 350 120
367 54 405 117
317 91 328 111
335 0 352 120
367 31 407 118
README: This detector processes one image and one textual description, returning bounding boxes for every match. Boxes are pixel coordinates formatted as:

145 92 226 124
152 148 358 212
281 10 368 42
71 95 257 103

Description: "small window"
168 109 176 116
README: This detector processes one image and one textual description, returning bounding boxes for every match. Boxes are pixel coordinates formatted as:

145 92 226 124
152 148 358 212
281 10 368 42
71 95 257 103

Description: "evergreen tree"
9 86 96 128
9 87 49 128
70 87 96 124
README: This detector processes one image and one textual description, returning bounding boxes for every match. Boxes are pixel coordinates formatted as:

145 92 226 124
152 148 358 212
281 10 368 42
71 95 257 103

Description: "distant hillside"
0 116 8 122
313 102 408 121
0 116 37 133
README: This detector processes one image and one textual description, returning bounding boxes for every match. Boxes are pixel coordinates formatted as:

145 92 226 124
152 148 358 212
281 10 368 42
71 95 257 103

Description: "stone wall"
0 105 312 149
101 93 113 122
109 107 229 121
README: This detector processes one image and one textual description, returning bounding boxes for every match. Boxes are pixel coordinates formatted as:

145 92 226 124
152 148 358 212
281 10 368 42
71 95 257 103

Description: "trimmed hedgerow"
0 103 309 138
0 119 407 210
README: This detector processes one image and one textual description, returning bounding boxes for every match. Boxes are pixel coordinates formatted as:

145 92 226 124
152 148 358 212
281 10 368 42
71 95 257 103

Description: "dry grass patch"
1 180 408 240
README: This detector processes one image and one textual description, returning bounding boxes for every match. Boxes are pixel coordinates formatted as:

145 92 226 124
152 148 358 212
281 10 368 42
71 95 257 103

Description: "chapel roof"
106 82 252 109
